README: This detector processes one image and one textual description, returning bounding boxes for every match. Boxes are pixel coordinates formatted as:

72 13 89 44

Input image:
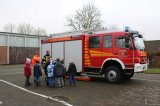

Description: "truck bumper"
134 63 147 72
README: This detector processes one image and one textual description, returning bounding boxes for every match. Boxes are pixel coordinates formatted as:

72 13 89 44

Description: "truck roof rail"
50 28 121 38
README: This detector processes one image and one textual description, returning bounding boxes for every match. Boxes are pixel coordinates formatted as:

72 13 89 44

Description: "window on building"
89 36 100 48
103 35 112 48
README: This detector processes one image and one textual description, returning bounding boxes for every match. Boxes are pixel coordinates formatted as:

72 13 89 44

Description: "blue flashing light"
124 26 130 32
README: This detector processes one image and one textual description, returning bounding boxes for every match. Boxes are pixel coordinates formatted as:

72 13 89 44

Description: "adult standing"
32 52 40 65
54 58 64 88
44 50 50 61
41 51 50 76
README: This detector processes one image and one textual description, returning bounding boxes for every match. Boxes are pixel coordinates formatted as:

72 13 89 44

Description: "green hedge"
144 68 160 74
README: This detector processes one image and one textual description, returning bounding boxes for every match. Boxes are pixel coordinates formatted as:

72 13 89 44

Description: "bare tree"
66 3 103 30
34 28 47 36
17 23 27 34
25 24 34 34
4 23 16 33
3 23 47 36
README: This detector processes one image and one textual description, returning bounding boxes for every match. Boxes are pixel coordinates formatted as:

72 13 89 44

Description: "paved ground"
0 65 160 106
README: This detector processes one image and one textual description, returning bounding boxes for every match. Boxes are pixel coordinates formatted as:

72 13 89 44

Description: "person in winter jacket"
61 59 66 86
54 58 64 88
32 53 40 65
68 61 77 86
33 60 42 87
44 58 50 77
47 60 55 87
24 58 32 87
44 58 50 86
41 51 51 76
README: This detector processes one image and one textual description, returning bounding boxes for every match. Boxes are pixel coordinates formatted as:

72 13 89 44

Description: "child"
33 60 42 87
61 59 66 86
24 58 32 87
54 58 64 88
44 58 50 86
68 61 77 86
47 60 55 87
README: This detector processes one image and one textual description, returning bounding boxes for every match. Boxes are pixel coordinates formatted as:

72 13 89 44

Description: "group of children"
24 58 42 87
24 52 77 88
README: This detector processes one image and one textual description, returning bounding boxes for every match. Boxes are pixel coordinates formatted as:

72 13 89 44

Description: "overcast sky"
0 0 160 40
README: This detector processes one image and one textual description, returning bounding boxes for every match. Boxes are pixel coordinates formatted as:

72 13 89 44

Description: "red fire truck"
41 29 147 83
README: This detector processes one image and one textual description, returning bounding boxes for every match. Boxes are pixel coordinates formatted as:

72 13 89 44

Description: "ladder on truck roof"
50 28 120 38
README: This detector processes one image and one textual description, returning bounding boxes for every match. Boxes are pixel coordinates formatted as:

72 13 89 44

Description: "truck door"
88 35 102 68
101 34 113 63
113 34 134 69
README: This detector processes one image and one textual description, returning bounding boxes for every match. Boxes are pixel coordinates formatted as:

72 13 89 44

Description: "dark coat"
68 63 77 76
41 54 50 68
44 61 50 76
34 63 42 77
54 62 64 77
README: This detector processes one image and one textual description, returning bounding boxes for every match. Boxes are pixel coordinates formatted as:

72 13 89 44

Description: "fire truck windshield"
132 34 145 50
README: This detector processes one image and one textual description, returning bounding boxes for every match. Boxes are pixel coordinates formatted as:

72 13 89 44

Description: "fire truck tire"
105 66 122 83
123 72 134 80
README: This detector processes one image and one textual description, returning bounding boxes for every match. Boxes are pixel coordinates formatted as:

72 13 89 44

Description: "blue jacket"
47 60 54 77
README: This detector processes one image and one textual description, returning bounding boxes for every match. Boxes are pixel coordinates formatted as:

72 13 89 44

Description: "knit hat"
26 58 31 64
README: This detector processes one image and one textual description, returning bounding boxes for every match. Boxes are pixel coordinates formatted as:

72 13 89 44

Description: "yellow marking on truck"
84 51 89 54
89 50 116 57
85 60 90 62
84 48 88 51
84 63 91 65
90 50 101 54
84 56 89 58
85 54 90 57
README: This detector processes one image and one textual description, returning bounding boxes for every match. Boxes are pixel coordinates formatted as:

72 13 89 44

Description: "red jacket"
24 63 32 77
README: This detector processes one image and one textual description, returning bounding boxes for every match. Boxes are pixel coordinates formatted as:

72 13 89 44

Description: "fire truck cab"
41 29 147 83
84 31 147 83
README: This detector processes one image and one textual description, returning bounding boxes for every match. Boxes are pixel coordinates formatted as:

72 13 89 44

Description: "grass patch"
144 68 160 74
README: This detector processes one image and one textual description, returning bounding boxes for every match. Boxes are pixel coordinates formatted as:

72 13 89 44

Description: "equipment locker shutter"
52 42 64 61
64 40 82 73
41 43 51 57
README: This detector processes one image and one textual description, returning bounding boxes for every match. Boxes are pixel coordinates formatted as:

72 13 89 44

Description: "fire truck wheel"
105 66 122 83
123 72 134 80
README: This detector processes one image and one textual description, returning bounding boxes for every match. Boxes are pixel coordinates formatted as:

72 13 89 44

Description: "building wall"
0 32 47 64
145 40 160 67
0 46 7 64
9 47 39 64
0 35 7 46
